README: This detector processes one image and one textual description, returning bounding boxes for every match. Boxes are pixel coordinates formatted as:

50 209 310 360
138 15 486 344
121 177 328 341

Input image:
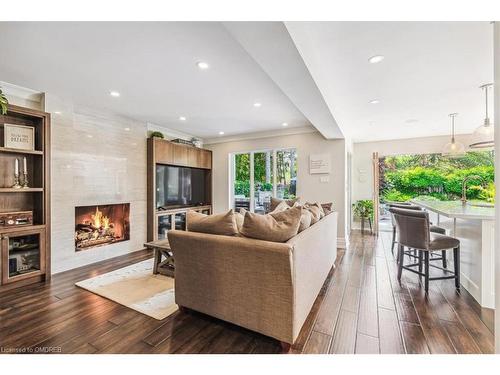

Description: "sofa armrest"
286 212 338 340
168 230 295 343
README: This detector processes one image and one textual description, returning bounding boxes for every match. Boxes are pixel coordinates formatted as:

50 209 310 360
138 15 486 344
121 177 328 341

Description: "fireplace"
75 203 130 251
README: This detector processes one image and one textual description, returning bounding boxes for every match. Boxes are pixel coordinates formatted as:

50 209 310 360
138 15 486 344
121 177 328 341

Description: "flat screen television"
156 165 208 209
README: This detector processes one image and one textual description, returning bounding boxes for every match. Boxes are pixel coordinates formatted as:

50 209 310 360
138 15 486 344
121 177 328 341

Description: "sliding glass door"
253 151 274 213
276 149 297 200
231 148 297 213
233 153 251 211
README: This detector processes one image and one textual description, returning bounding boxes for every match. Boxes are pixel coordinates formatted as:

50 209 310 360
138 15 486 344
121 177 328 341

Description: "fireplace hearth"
75 203 130 251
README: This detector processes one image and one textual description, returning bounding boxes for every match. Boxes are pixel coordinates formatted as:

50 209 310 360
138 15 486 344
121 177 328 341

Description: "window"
231 148 297 213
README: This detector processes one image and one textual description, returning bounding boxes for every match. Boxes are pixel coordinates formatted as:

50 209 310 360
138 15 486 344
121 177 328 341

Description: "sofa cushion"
240 207 302 242
187 210 239 236
269 197 300 212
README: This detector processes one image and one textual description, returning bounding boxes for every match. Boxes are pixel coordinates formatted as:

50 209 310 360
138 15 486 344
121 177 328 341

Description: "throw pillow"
234 212 244 232
187 210 239 236
321 202 333 215
305 205 321 224
240 206 301 242
271 200 291 213
305 202 325 219
269 197 300 212
298 209 313 232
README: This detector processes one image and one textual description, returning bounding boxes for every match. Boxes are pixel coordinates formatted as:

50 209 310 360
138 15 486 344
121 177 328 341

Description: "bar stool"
389 207 460 293
388 203 448 268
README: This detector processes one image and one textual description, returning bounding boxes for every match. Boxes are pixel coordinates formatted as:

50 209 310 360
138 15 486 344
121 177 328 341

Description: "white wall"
352 134 476 203
206 132 348 245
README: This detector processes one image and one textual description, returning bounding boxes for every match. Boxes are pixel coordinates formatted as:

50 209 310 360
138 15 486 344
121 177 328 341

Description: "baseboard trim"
337 237 347 249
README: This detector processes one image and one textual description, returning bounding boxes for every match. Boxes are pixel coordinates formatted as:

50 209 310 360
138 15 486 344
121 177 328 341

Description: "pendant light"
442 113 465 157
469 83 494 149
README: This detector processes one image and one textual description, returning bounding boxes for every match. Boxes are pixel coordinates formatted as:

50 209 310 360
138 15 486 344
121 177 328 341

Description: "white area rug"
76 258 177 320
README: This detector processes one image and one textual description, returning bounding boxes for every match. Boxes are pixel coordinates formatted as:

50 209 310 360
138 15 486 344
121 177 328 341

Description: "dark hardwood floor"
0 231 494 354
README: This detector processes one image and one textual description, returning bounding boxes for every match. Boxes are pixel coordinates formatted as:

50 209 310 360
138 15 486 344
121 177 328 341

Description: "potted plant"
149 131 164 139
0 86 9 115
352 199 374 234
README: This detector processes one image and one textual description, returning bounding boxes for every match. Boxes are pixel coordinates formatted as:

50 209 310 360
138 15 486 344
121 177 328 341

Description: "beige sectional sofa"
168 211 338 344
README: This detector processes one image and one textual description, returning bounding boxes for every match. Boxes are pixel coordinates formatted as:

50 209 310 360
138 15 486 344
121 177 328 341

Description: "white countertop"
411 199 495 221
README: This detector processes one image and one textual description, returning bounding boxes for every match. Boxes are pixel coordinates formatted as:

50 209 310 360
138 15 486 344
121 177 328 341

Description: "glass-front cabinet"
157 214 172 240
1 228 46 284
154 206 212 241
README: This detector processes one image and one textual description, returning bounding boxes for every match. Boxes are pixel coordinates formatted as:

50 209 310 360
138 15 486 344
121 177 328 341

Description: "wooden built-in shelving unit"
0 104 51 292
147 138 213 241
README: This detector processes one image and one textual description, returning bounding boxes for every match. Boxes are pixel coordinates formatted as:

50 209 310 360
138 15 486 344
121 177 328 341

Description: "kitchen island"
412 199 495 309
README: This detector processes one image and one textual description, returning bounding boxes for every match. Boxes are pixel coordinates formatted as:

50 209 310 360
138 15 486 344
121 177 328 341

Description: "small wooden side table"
144 239 174 277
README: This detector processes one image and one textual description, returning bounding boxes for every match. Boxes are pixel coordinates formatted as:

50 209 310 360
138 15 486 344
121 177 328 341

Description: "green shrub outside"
380 152 494 203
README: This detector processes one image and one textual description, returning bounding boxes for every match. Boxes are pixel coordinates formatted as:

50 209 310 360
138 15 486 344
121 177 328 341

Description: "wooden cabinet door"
187 147 200 168
1 228 46 285
199 149 212 169
172 144 188 166
154 139 174 165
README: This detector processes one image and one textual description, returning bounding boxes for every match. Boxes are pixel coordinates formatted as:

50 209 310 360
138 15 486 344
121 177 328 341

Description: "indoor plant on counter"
353 199 374 234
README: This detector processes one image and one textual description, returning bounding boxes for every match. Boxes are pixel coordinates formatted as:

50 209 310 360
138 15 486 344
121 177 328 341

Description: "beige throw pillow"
240 207 302 242
269 197 300 212
321 202 333 215
234 212 244 232
298 209 313 232
305 205 321 224
271 200 291 213
306 202 325 219
306 202 325 218
187 210 238 236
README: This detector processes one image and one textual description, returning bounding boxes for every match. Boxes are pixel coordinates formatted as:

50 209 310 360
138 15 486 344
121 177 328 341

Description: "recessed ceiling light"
196 61 209 70
369 99 380 104
179 116 187 121
282 122 288 127
54 111 62 115
124 127 130 131
253 102 262 108
368 55 385 64
218 131 225 135
110 91 120 97
87 134 93 138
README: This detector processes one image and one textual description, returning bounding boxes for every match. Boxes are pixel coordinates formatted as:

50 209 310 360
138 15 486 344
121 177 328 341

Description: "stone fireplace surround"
45 94 148 273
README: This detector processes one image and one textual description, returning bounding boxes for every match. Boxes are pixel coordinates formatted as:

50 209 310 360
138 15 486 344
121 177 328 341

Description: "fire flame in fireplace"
75 203 130 251
91 206 110 229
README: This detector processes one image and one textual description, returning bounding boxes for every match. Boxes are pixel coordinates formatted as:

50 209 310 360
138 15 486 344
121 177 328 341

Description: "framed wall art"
3 123 35 150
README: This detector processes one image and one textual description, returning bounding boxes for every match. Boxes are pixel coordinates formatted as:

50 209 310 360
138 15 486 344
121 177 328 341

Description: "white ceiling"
0 22 315 139
286 21 493 142
0 22 494 143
